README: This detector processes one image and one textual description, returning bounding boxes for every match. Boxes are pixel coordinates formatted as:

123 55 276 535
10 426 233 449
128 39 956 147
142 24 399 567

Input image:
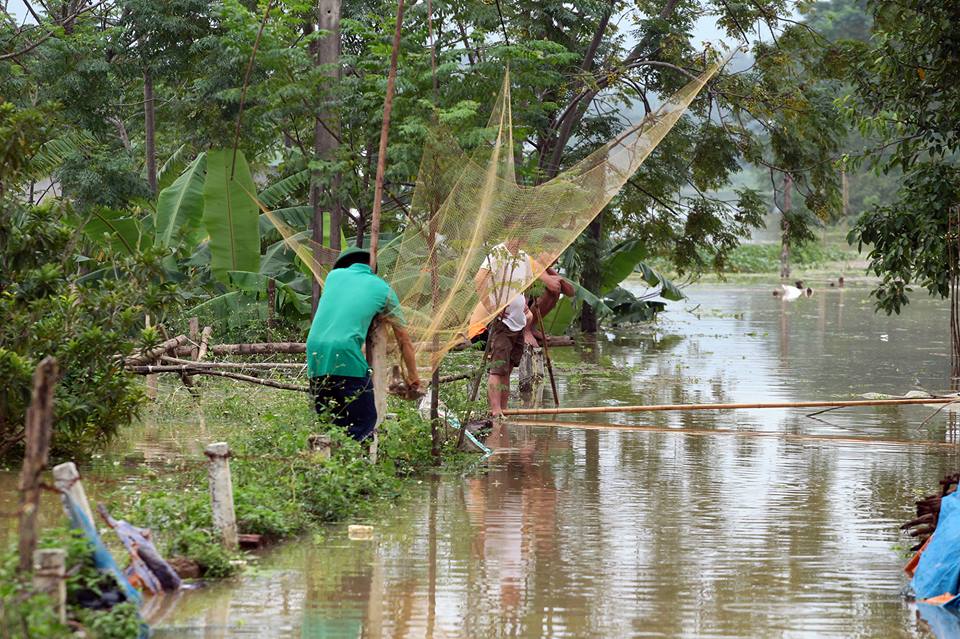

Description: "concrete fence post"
33 549 66 624
204 442 238 550
52 462 94 526
308 434 333 461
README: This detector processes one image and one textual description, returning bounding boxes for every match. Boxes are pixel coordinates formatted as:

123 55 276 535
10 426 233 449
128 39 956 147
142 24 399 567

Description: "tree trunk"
780 173 792 280
579 212 603 333
144 69 157 195
310 0 342 313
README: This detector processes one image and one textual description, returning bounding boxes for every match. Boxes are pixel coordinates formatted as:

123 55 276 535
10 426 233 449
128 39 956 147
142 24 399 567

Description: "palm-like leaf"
258 169 309 208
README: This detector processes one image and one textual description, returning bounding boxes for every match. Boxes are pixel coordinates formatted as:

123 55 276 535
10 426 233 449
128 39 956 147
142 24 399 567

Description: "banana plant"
544 237 684 334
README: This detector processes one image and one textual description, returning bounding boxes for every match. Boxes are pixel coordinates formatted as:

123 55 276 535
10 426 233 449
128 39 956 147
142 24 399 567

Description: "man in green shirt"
306 246 420 442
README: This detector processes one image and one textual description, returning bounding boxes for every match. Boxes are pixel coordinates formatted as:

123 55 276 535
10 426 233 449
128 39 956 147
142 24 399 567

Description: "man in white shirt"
475 239 561 417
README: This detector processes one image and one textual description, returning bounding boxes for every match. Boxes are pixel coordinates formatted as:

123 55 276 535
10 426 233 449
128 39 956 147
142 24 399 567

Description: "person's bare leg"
499 368 511 410
489 373 507 416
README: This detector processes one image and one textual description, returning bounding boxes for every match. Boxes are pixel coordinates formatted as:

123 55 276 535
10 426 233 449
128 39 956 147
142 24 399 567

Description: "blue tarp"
911 491 960 607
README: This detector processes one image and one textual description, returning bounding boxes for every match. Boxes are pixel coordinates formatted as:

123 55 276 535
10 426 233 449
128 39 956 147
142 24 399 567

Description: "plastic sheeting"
911 491 960 607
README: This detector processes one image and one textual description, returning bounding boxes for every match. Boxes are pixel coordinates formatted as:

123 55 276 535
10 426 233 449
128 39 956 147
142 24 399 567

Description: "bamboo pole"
535 310 560 407
127 365 308 392
367 0 405 271
197 326 213 361
502 396 960 417
160 356 304 370
508 418 957 448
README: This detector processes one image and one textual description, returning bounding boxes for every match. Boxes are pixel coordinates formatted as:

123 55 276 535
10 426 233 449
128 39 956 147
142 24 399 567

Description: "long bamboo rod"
367 0 406 271
508 418 957 449
502 396 960 416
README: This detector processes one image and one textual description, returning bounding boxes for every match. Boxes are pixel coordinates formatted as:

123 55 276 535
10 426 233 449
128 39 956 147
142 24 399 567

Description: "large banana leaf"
599 238 646 295
155 152 206 248
84 209 142 256
202 149 260 283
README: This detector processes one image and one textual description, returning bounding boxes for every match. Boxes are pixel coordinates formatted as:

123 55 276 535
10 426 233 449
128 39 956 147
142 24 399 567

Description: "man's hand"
540 272 562 294
406 376 422 393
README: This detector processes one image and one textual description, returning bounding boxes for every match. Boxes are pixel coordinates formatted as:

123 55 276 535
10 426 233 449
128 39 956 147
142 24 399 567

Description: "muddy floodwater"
7 283 959 638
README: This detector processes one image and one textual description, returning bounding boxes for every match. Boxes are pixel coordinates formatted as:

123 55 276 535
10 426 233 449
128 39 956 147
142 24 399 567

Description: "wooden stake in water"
17 356 57 574
205 442 238 550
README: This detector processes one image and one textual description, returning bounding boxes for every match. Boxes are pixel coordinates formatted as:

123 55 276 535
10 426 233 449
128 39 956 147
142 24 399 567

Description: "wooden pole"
502 396 960 417
535 310 560 407
127 365 309 392
197 326 213 361
205 442 238 550
17 356 58 574
126 333 190 365
144 316 158 399
367 0 406 271
189 317 200 359
366 318 389 464
33 549 66 623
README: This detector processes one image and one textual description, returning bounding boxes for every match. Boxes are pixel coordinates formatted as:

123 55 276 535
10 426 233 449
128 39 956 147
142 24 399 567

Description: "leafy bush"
1 528 145 639
0 201 179 459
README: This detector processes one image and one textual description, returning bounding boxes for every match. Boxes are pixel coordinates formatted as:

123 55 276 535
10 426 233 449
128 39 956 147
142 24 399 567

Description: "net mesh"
262 58 724 372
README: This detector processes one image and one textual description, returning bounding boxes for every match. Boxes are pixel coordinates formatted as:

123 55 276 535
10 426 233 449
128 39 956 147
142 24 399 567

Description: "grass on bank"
1 374 482 637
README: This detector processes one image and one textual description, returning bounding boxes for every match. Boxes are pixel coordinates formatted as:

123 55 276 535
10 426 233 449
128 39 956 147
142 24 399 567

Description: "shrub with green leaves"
0 200 179 459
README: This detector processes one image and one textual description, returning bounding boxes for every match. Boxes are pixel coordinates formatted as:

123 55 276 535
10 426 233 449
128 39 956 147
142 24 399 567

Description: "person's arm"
391 324 421 390
382 286 420 389
475 267 498 313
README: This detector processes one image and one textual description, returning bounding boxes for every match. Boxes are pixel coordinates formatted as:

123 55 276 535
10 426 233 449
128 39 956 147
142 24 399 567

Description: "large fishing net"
264 57 724 372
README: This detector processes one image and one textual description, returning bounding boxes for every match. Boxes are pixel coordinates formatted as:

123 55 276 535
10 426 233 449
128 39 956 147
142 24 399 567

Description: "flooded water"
7 284 959 638
145 284 958 638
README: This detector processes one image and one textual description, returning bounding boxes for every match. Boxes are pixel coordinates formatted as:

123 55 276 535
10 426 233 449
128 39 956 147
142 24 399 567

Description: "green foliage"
108 382 457 579
850 164 955 313
0 201 179 459
717 241 851 274
842 0 960 314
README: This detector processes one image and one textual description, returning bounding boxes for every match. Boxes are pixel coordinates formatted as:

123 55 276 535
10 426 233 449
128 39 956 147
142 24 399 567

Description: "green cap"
332 246 371 270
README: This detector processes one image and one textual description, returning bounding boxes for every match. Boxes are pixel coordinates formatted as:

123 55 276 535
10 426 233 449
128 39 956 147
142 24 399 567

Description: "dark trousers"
309 374 377 442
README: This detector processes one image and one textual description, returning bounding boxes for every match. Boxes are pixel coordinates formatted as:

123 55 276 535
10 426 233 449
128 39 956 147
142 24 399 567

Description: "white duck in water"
774 280 813 300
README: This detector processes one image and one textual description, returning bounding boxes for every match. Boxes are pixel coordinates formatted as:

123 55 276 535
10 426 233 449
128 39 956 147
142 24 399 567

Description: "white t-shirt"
482 243 534 331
